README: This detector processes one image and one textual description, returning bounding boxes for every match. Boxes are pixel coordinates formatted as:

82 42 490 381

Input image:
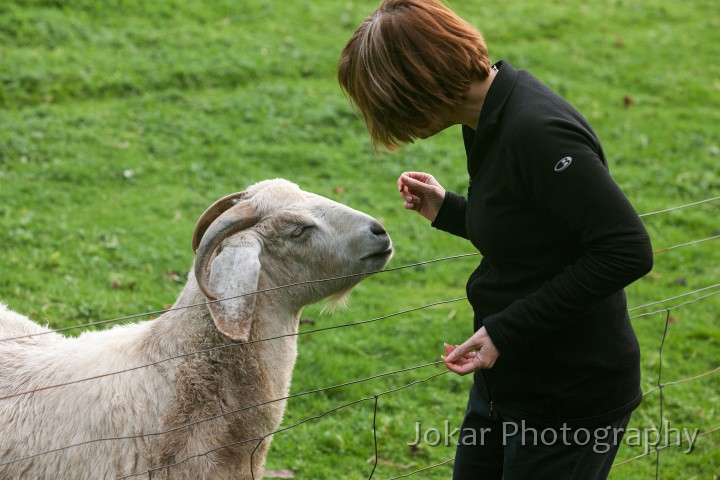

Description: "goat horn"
194 202 259 301
192 192 247 253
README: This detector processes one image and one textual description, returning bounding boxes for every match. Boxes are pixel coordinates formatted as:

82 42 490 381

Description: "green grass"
1 0 718 478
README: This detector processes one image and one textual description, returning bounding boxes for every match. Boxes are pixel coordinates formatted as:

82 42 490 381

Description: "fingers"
398 177 422 210
397 171 445 222
396 175 405 192
398 171 431 183
442 329 500 375
444 337 475 363
399 173 432 192
442 353 479 375
398 172 440 191
403 194 421 210
442 342 479 376
443 343 476 360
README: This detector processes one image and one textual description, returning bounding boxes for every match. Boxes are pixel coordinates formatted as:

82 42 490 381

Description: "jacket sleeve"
482 118 654 353
431 191 469 239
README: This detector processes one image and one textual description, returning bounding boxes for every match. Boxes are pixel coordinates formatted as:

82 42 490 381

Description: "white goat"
0 179 393 480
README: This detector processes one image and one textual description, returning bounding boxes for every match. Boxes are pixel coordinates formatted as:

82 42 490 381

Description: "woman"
338 1 654 479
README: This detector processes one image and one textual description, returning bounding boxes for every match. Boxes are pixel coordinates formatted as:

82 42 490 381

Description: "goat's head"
192 179 393 342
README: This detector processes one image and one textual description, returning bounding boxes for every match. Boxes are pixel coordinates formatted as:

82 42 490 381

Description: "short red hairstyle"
338 0 491 150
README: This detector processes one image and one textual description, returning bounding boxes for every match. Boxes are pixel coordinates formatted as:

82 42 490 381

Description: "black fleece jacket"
432 61 654 427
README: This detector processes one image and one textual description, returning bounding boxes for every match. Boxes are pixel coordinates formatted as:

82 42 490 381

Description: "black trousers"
453 385 631 480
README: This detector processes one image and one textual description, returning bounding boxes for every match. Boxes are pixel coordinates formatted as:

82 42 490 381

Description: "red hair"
338 0 491 150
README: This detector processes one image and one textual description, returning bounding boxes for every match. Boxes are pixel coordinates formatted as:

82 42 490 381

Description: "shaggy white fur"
0 179 392 480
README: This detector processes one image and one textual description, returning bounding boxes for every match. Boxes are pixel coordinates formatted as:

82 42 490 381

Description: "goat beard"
321 287 354 314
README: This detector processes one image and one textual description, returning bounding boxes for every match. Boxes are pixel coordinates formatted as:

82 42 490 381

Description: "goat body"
0 179 392 479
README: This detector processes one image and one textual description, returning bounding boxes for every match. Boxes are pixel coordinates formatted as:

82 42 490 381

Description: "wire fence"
0 195 718 479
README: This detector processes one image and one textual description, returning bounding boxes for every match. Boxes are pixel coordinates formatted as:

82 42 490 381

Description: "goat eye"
291 224 314 238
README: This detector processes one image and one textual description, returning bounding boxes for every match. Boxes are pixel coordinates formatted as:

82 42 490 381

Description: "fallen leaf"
167 271 184 283
264 469 295 479
408 442 423 456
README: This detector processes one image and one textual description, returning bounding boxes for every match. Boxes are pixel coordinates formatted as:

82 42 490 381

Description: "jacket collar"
476 60 519 128
463 60 520 166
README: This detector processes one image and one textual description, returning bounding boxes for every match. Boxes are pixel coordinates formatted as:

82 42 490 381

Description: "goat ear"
205 240 261 342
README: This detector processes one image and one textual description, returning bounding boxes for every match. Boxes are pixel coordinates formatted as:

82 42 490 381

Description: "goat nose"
370 221 387 237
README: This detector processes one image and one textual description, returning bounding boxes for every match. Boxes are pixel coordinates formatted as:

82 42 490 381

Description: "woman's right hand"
397 172 446 223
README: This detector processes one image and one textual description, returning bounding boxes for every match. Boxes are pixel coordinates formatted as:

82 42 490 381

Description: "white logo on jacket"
554 156 573 172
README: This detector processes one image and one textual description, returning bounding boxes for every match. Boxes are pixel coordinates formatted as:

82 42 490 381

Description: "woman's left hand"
442 327 500 375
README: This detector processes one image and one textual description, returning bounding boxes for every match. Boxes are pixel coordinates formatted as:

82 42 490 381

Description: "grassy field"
1 0 718 478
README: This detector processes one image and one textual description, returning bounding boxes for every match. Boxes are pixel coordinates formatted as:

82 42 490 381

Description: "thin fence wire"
0 361 445 470
3 280 717 406
383 458 455 479
3 194 717 343
629 290 720 320
113 370 450 480
371 362 720 478
653 234 720 254
0 228 714 344
643 366 720 397
610 297 719 474
1 228 711 345
0 254 479 342
0 297 467 401
628 282 720 312
1 229 712 345
3 281 719 472
1 194 718 477
369 395 380 479
638 195 720 217
1 274 717 403
612 425 720 468
654 311 671 478
340 198 720 477
5 276 717 404
3 233 719 402
367 242 720 478
380 422 720 478
1 261 716 401
133 323 720 479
